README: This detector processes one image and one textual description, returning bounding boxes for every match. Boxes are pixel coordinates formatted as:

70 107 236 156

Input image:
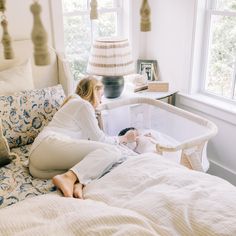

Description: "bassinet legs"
180 143 205 172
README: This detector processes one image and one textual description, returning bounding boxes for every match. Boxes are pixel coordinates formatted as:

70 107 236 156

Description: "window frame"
62 0 123 41
200 0 236 103
61 0 123 80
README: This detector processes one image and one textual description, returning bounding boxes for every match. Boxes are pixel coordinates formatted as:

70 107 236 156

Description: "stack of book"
147 81 169 92
134 83 148 92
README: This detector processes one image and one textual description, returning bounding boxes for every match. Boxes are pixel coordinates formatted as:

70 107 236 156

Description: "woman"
29 76 137 198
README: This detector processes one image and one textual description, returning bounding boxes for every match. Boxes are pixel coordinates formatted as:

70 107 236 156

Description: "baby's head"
118 127 138 150
118 127 137 136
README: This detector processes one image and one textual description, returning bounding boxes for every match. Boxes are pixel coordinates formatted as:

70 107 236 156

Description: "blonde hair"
62 76 103 107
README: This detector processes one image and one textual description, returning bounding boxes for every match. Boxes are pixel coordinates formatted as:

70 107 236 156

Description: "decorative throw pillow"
0 119 15 167
0 59 34 95
0 85 65 148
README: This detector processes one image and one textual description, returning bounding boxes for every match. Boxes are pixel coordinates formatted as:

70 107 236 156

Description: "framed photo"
137 59 159 81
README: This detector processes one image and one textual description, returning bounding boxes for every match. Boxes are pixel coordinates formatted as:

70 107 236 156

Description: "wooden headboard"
0 39 74 95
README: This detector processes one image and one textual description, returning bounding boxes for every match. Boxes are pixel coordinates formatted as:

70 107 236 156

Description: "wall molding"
208 160 236 186
176 93 236 126
49 0 65 52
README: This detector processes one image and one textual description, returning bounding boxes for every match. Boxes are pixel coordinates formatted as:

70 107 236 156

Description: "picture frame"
137 59 159 81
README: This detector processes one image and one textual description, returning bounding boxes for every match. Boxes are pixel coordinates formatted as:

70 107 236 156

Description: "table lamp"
87 37 134 98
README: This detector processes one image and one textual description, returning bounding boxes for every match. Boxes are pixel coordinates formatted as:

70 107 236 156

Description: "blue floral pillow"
0 85 65 148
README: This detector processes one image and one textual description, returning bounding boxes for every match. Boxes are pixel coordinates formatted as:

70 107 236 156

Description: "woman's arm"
75 102 137 145
74 102 118 144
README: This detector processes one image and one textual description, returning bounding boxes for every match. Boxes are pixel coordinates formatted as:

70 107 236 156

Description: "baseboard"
207 160 236 186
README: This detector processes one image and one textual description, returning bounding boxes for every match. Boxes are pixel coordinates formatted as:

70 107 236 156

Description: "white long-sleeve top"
29 95 118 155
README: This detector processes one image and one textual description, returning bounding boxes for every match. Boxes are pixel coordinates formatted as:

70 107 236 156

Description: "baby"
118 127 157 154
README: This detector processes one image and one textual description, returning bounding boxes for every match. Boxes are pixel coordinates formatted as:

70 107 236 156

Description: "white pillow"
0 58 19 71
0 59 34 95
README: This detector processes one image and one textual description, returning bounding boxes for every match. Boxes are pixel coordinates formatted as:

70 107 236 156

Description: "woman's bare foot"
73 182 84 199
52 171 77 197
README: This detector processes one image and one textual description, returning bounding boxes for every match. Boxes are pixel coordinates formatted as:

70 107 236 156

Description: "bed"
0 39 73 208
0 40 236 236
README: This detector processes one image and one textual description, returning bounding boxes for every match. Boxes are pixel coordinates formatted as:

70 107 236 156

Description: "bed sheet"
0 143 136 209
0 144 56 209
0 154 236 235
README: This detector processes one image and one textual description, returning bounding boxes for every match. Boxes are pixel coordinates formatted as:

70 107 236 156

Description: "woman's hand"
119 129 139 144
125 129 139 142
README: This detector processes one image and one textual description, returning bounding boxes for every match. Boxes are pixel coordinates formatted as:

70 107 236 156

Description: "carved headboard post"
0 0 6 12
140 0 151 32
90 0 98 20
0 0 14 59
30 1 50 66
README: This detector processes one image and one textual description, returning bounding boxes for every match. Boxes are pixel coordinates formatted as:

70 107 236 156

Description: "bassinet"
97 97 218 172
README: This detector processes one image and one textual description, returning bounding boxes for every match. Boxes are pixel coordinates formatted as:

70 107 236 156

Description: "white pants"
29 134 121 180
70 147 122 185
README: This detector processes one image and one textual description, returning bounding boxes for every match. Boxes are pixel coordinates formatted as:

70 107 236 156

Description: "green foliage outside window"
205 0 236 100
62 0 119 81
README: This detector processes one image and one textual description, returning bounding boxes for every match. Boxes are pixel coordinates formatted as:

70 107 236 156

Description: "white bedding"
0 154 236 236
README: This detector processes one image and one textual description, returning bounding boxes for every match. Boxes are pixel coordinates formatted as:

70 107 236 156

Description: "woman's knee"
29 162 65 179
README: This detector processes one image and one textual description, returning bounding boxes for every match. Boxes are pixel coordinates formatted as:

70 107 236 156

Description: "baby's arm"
143 132 157 143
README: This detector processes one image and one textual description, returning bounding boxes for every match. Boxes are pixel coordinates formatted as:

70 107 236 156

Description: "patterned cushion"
0 85 65 148
0 119 12 167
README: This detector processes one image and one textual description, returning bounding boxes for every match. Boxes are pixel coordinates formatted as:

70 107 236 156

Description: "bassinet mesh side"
101 103 210 141
97 97 217 172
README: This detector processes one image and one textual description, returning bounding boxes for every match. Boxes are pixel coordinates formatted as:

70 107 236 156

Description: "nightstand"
134 90 177 105
102 89 177 105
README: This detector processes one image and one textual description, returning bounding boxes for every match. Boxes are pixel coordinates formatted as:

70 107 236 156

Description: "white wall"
131 0 198 91
0 0 53 46
145 0 196 92
137 0 236 185
130 0 148 62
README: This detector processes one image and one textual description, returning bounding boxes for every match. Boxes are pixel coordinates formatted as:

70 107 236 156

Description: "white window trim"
200 0 236 102
63 7 122 17
49 0 65 52
200 0 213 95
50 0 132 50
177 92 236 125
189 0 236 104
180 0 236 124
188 0 207 94
62 0 123 36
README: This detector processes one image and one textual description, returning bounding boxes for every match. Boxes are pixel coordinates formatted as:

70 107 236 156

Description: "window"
203 0 236 101
62 0 122 80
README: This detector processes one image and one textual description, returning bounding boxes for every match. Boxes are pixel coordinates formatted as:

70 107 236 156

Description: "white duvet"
0 154 236 236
